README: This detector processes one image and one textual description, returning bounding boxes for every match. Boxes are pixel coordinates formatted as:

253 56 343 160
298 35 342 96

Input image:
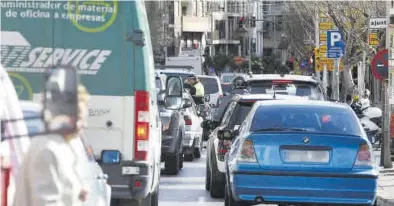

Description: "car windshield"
221 84 231 94
228 103 253 129
23 110 44 135
247 80 324 100
250 105 362 136
199 77 219 94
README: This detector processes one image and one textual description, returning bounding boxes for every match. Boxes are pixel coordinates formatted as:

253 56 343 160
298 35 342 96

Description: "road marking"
160 177 205 183
159 184 205 190
197 196 205 203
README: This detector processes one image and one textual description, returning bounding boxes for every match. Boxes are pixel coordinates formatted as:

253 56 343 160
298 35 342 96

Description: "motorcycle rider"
213 75 249 122
184 74 205 105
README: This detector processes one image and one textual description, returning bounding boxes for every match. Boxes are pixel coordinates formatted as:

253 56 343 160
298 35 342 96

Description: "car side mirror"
204 94 210 102
42 66 79 135
182 98 193 108
164 76 184 110
218 129 236 141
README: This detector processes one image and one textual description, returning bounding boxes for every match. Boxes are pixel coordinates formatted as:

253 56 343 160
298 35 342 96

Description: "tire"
117 196 151 206
165 154 180 175
151 186 159 206
225 183 249 206
194 139 202 159
184 152 194 161
179 153 184 169
205 160 211 191
210 157 225 198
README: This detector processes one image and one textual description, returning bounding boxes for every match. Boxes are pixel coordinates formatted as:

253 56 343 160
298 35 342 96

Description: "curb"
378 196 394 206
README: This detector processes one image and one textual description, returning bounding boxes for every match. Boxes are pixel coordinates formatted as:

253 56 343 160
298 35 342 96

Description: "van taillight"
134 91 150 161
184 115 192 125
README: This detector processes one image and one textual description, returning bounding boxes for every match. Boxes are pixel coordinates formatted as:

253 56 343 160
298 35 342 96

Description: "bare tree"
285 1 385 101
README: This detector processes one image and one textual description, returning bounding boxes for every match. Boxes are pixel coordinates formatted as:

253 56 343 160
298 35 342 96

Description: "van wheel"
165 154 180 175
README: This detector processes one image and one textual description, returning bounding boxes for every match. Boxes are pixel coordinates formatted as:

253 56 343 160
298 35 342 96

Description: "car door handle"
97 174 108 180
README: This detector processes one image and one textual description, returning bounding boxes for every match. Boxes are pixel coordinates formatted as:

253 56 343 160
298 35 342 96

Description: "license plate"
282 150 330 163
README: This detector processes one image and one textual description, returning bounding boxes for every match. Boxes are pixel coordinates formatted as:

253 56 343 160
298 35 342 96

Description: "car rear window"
228 102 254 129
247 80 324 100
199 77 219 94
222 75 234 83
250 105 361 136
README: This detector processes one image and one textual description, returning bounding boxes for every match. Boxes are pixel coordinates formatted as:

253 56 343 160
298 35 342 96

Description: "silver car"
20 101 112 206
181 94 203 162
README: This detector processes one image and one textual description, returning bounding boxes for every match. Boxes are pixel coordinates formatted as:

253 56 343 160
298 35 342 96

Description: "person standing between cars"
185 74 205 105
13 84 91 206
213 76 249 122
0 65 30 206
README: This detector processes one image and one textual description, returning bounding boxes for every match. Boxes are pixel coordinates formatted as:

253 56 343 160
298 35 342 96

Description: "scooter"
350 92 383 146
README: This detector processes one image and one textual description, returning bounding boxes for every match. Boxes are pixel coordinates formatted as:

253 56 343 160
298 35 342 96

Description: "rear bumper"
230 172 378 205
100 161 154 201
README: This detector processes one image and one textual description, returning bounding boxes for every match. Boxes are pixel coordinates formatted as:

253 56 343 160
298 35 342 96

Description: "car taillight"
184 115 192 125
237 139 257 163
354 144 372 166
217 140 232 161
134 91 150 161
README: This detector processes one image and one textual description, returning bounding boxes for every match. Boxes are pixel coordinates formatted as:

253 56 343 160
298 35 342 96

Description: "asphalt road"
159 149 276 206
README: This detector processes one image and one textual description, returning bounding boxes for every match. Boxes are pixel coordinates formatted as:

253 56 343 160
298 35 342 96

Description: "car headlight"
101 150 121 164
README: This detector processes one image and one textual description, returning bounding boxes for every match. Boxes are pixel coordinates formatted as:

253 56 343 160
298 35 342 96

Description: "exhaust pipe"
255 196 264 204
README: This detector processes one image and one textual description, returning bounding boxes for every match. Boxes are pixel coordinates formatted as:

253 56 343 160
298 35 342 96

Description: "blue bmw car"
223 100 378 206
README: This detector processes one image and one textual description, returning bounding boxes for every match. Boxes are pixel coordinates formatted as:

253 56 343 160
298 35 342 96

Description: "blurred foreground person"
0 65 30 206
13 85 90 206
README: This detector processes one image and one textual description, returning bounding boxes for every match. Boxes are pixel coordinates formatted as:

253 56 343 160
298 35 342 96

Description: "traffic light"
313 47 320 71
239 17 244 28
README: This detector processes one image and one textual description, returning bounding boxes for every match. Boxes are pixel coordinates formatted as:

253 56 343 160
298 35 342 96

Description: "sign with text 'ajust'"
369 18 387 29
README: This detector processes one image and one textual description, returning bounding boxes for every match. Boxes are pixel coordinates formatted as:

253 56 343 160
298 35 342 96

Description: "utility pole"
382 0 393 168
248 0 252 73
314 8 321 80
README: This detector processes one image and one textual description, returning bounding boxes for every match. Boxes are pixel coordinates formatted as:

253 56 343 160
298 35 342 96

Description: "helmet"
231 75 247 90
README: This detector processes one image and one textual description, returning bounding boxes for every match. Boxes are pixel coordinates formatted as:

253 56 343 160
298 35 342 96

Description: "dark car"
156 73 187 175
202 93 308 198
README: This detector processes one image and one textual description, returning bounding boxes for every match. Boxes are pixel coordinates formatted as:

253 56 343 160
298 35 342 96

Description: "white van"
197 75 223 107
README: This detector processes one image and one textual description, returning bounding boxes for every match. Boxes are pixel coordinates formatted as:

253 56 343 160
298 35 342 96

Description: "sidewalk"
377 167 394 206
375 150 394 206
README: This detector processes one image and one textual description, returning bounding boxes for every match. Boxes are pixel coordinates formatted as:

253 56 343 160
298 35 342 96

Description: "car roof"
20 100 41 112
254 99 349 109
246 74 319 83
233 94 309 102
155 69 195 75
197 75 219 80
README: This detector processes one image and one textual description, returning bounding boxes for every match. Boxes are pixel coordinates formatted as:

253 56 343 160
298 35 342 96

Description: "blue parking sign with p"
327 30 345 59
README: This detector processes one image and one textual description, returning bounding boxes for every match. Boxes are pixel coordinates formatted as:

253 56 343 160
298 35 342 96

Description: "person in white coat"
0 65 30 206
13 85 90 206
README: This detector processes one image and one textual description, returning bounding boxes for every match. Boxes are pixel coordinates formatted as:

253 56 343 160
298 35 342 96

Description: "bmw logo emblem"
303 137 310 144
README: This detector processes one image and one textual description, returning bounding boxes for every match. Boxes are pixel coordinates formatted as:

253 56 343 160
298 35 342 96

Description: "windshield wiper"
253 127 310 132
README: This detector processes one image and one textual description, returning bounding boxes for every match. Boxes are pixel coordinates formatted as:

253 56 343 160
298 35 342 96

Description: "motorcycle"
197 94 213 141
350 95 382 146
